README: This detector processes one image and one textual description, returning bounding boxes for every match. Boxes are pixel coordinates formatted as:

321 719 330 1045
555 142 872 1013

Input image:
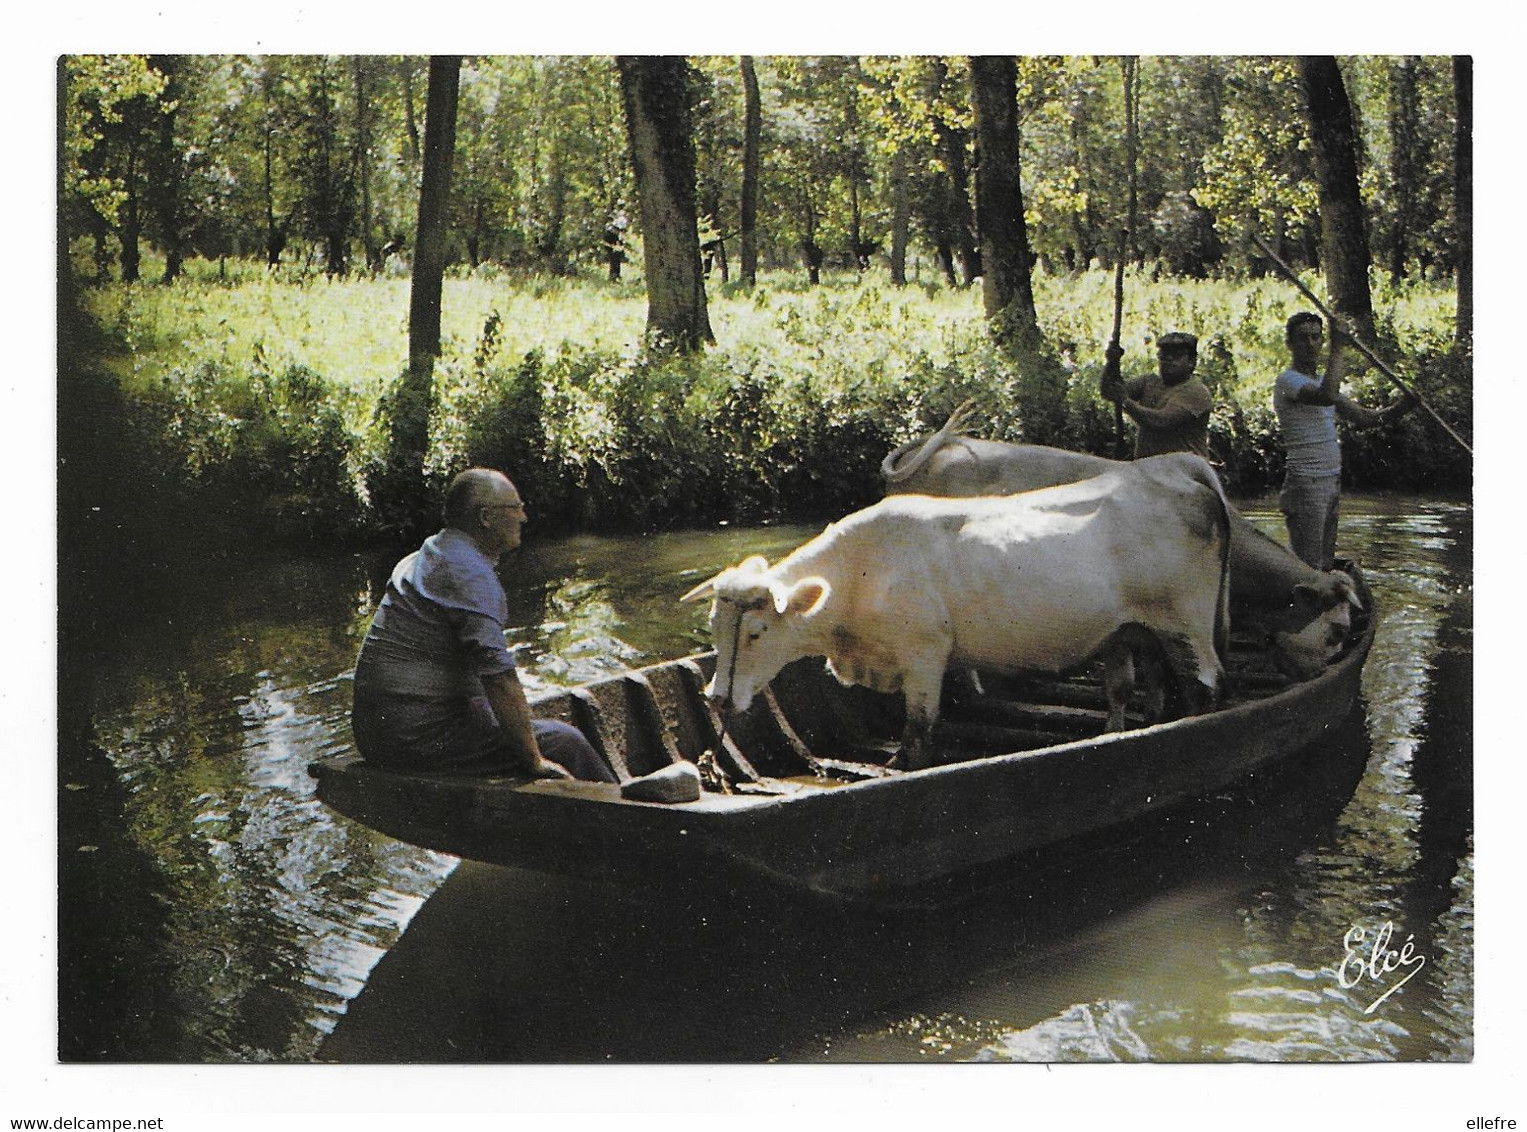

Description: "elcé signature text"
1338 920 1427 1013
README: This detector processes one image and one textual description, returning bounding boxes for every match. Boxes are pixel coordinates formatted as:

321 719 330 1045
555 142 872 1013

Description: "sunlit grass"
86 260 1456 412
75 258 1463 537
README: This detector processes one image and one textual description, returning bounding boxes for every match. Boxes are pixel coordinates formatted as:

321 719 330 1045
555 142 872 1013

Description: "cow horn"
680 572 722 603
680 555 771 603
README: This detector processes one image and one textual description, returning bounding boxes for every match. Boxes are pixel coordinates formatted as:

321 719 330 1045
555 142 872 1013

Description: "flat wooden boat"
311 568 1374 904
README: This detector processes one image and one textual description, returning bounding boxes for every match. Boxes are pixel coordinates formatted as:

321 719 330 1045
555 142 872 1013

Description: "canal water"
55 496 1472 1065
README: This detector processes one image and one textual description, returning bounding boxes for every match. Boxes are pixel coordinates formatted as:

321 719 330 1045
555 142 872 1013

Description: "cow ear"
778 577 831 617
1292 582 1318 606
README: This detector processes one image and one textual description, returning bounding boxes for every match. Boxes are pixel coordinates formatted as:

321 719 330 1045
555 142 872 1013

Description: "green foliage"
116 347 365 543
435 284 924 531
71 265 1466 550
60 55 169 229
1194 58 1321 256
61 53 1467 294
1012 56 1118 271
454 56 630 272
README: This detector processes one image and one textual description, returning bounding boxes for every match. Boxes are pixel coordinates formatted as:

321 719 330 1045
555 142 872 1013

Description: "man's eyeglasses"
483 502 525 514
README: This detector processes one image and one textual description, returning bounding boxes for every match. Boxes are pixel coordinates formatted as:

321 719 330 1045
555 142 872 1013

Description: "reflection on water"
60 497 1471 1063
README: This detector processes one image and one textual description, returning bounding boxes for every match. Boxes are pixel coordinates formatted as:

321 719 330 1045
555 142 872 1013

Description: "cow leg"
1099 624 1169 731
1188 642 1223 714
1158 632 1222 716
891 669 945 771
893 711 936 771
1137 648 1167 723
1100 647 1135 732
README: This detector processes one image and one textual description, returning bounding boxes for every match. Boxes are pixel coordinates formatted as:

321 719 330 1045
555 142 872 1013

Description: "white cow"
683 454 1232 771
882 409 1362 678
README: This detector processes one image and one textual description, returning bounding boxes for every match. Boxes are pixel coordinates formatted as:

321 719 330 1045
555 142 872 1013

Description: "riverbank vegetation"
71 260 1466 545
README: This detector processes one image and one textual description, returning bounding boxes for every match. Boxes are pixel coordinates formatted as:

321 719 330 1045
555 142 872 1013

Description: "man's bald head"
444 468 527 558
444 468 511 526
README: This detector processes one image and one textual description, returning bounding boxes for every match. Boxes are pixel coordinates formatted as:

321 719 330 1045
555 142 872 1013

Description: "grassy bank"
69 261 1470 545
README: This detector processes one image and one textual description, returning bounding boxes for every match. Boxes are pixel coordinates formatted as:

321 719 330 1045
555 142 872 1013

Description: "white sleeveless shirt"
1274 368 1341 477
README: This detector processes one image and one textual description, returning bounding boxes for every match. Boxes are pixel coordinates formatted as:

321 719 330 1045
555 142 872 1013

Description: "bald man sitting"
351 467 616 782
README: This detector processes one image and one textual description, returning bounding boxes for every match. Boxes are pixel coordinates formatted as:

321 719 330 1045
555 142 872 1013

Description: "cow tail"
880 438 924 483
881 398 980 486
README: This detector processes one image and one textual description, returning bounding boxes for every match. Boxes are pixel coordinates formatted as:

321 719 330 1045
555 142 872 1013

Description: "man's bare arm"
1335 390 1415 428
1120 396 1202 430
481 669 571 778
1293 318 1352 406
1318 321 1348 403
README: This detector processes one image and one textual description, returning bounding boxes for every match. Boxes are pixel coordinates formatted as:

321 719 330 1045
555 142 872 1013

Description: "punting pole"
1109 228 1127 455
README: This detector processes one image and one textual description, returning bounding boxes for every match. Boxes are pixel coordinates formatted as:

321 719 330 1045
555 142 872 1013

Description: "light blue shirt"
353 528 516 698
1274 368 1341 478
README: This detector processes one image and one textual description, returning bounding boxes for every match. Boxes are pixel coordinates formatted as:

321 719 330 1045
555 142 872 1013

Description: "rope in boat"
698 602 745 791
716 607 744 749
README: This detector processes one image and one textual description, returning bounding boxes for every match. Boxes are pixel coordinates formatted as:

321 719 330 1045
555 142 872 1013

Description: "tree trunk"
616 56 714 352
262 128 282 267
603 207 627 282
399 57 422 168
970 56 1039 347
889 146 909 286
306 61 352 277
537 156 568 273
1067 111 1090 271
466 197 485 268
845 64 868 271
1453 55 1472 351
935 233 957 287
149 55 186 284
850 177 865 270
740 56 761 287
1386 57 1421 282
1296 56 1375 332
409 56 460 376
801 194 823 285
370 55 460 538
355 57 379 273
929 60 979 287
119 149 142 284
386 53 459 514
936 119 979 286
